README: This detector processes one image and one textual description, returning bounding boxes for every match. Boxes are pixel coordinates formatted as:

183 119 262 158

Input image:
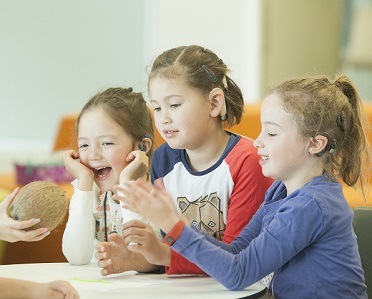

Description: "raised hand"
119 150 149 184
62 149 93 191
113 178 182 233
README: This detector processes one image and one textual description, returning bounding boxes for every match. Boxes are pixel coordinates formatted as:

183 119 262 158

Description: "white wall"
143 0 262 103
0 0 148 172
0 0 359 173
0 0 146 150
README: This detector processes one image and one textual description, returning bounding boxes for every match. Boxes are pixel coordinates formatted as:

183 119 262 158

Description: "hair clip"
222 75 228 90
123 87 133 93
201 65 218 84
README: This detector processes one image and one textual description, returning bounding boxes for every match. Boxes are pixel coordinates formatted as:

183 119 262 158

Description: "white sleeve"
62 181 96 265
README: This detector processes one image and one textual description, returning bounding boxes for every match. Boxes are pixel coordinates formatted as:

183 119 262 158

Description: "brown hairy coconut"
9 181 68 231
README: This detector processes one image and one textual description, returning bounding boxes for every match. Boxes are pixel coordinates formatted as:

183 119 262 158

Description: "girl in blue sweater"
115 75 370 298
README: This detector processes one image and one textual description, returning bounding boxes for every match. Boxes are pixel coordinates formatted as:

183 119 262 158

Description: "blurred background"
0 0 371 173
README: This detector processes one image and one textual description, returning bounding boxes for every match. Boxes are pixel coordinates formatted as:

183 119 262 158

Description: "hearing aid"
138 143 147 152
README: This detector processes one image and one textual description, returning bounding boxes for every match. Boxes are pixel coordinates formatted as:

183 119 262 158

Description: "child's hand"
63 150 93 191
123 220 171 266
113 179 181 233
119 150 149 184
95 234 130 276
95 232 158 275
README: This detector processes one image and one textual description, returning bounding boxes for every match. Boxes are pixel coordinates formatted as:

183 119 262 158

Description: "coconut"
9 181 68 231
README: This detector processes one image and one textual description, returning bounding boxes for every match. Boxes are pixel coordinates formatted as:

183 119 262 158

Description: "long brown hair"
77 87 154 160
271 75 371 197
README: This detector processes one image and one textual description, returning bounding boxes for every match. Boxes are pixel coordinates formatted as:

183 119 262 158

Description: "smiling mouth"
261 156 269 160
163 130 179 138
94 167 112 178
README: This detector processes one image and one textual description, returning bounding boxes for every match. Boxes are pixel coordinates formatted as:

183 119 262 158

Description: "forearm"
62 188 95 264
0 278 38 299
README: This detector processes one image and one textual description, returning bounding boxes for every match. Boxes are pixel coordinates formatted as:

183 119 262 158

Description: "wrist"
77 174 94 191
159 243 171 266
162 220 185 246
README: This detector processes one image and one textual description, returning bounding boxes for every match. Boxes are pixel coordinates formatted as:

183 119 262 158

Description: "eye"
102 142 114 146
153 107 161 112
79 144 88 149
267 133 277 137
170 104 181 109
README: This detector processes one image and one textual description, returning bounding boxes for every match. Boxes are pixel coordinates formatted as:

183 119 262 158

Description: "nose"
88 146 102 161
253 133 263 149
157 110 171 125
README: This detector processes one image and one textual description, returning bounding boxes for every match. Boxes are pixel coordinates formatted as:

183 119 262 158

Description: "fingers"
154 177 165 189
122 219 147 231
95 241 110 261
0 188 19 212
122 222 154 246
126 150 148 162
49 280 80 299
63 149 79 160
95 234 124 276
125 150 138 162
13 217 41 230
22 228 50 242
100 262 114 276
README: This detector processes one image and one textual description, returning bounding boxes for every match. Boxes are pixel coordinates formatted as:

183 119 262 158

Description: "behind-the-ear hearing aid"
316 138 336 158
138 143 147 152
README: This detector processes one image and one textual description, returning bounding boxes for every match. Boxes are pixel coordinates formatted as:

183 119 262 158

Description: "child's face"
254 94 311 190
77 108 134 192
149 76 212 150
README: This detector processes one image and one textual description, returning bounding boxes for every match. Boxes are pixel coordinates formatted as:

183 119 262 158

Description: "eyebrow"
150 95 183 104
78 134 117 141
262 120 281 127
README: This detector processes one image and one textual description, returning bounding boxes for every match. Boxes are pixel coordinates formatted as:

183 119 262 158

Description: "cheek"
78 151 89 165
109 150 130 170
154 115 161 129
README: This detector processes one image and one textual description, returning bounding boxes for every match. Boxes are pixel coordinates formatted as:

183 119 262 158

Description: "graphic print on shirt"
177 192 226 240
93 193 123 241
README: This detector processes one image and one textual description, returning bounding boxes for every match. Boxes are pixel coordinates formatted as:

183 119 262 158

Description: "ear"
208 88 226 118
308 135 328 156
137 137 153 154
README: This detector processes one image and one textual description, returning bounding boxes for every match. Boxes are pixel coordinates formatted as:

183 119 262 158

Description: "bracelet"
162 220 185 246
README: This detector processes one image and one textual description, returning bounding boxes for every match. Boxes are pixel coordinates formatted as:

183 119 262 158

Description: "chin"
94 181 112 193
262 170 272 179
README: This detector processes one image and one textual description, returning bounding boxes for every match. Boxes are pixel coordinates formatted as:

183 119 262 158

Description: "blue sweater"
172 175 367 298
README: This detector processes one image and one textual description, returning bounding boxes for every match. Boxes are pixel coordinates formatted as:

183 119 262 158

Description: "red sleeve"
166 137 273 274
222 137 273 243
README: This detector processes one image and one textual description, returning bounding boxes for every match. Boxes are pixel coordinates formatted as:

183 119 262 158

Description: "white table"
0 262 266 299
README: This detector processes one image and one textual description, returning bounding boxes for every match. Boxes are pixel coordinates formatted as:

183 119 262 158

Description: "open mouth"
93 167 112 179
